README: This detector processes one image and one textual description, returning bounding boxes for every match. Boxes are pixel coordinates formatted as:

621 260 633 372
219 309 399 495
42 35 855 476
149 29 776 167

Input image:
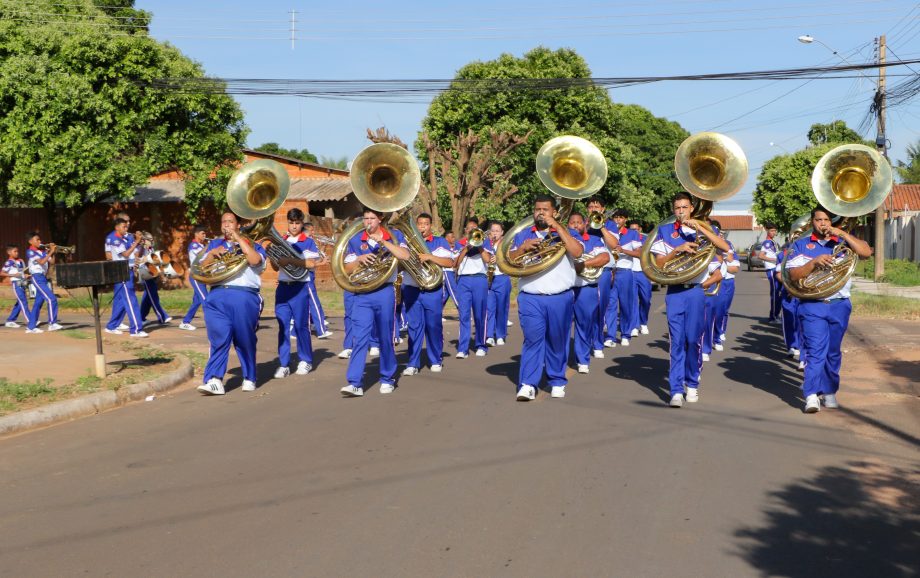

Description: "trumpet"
39 243 76 254
467 228 486 248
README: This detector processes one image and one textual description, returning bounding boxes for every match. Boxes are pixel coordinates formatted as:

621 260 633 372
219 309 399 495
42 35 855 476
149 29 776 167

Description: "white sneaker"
719 333 726 342
324 320 330 326
47 322 63 331
798 360 806 371
130 331 149 338
496 338 505 346
295 361 312 375
702 353 710 362
620 338 630 347
25 328 43 334
274 366 290 379
640 325 649 335
804 394 820 413
379 383 395 394
550 385 566 398
368 347 380 357
475 348 487 357
430 364 442 373
338 348 353 359
393 337 403 346
669 393 684 408
592 349 605 359
160 317 172 326
241 379 256 392
318 331 334 339
402 366 419 376
117 323 129 331
4 321 20 328
578 364 589 374
630 328 639 337
822 393 839 409
290 333 297 340
485 338 496 347
179 322 196 331
516 385 536 401
197 379 225 396
792 348 801 360
104 328 123 335
686 388 699 403
714 343 724 352
456 351 468 359
604 339 617 348
340 385 363 397
507 320 513 327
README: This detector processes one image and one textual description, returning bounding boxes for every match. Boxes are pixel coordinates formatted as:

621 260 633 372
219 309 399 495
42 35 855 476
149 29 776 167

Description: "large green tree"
807 120 865 147
895 139 920 184
418 47 688 229
0 0 247 243
254 142 318 164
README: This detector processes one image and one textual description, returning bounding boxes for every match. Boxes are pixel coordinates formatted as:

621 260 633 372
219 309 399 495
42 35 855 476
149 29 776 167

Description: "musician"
711 236 740 353
454 216 491 358
337 215 380 361
2 244 31 329
511 194 584 400
485 220 511 347
179 225 209 331
785 206 870 413
700 222 726 362
759 222 782 323
339 207 410 397
138 236 173 327
401 212 454 376
271 209 319 379
650 192 730 408
629 222 652 336
568 212 610 374
441 230 460 311
610 209 641 345
24 232 62 333
776 242 801 360
105 215 146 336
585 197 620 352
197 211 267 396
302 222 333 339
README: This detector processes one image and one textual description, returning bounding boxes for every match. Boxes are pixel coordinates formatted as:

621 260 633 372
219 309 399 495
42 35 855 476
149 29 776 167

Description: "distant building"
710 211 763 250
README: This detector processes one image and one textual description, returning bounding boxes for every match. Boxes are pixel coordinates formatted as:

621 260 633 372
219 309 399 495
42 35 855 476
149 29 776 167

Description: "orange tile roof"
889 184 920 214
711 215 756 230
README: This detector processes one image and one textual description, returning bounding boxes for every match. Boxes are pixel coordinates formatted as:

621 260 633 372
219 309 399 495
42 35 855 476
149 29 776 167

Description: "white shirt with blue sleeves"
403 234 453 288
343 228 408 286
513 226 582 295
785 235 851 299
205 238 267 289
649 222 707 286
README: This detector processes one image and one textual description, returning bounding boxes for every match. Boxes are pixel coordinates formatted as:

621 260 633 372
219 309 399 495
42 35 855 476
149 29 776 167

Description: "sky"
136 0 920 211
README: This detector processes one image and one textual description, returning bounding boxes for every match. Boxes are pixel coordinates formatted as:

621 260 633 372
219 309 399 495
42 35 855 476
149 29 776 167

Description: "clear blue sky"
138 0 920 211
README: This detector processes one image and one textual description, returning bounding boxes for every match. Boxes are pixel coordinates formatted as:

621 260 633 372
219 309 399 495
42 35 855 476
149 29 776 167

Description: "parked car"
745 241 766 271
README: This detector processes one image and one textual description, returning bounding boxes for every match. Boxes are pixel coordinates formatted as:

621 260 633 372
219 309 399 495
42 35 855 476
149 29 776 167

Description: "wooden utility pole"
874 34 887 281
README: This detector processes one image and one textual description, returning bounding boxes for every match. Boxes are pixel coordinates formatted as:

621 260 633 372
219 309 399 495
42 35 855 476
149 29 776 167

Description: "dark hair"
26 231 40 242
304 222 314 229
764 221 777 230
568 211 585 221
287 208 305 222
193 224 207 234
534 193 557 208
114 217 128 226
709 219 722 230
586 196 605 206
222 211 240 223
811 205 835 220
488 220 505 231
417 212 432 222
445 230 456 237
673 191 693 205
613 208 629 219
6 244 17 252
465 216 479 226
362 206 385 220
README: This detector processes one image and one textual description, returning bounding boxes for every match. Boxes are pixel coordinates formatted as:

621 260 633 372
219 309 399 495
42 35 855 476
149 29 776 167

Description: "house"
710 211 763 250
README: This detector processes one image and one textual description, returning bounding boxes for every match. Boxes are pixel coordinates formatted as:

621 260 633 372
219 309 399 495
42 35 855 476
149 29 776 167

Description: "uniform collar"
531 226 557 233
424 234 434 242
114 232 124 238
293 232 308 242
581 232 590 241
673 221 682 231
620 226 628 235
361 229 392 242
810 233 839 243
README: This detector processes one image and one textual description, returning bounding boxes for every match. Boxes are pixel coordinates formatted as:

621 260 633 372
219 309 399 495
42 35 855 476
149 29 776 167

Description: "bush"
856 258 920 286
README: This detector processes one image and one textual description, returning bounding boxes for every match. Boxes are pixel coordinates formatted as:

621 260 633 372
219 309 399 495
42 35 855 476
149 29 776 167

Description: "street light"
797 34 877 87
769 141 790 153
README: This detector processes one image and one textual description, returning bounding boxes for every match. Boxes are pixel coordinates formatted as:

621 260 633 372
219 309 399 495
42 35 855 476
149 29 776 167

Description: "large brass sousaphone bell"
496 135 608 277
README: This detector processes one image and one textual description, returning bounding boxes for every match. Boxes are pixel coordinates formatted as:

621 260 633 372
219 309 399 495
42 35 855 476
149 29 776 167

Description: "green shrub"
856 258 920 286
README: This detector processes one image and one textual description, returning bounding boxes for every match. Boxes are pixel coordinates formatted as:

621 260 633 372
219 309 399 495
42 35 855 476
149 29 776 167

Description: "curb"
0 354 194 437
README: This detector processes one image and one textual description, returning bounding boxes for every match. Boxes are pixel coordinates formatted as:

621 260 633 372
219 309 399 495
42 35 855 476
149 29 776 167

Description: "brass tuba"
496 135 608 277
192 159 308 284
639 132 747 285
330 143 442 293
780 144 891 300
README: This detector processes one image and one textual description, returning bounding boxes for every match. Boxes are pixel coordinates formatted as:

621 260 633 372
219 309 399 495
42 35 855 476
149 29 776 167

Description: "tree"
0 0 247 243
319 155 349 170
807 120 866 147
254 142 318 164
752 143 837 231
895 139 920 184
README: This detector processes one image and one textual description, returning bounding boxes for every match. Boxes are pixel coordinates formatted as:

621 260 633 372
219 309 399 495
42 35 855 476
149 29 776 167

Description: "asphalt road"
1 270 917 577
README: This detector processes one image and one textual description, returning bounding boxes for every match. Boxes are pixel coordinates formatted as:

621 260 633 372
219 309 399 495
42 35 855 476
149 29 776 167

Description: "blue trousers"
613 268 636 338
107 279 142 333
346 284 397 388
442 270 460 309
713 278 735 344
634 270 652 329
203 287 261 383
702 294 718 355
486 275 511 340
781 292 800 351
518 290 574 390
140 278 170 323
275 282 313 367
766 269 782 320
457 274 488 353
665 285 705 395
403 285 443 369
183 277 208 324
343 290 379 350
27 274 58 330
572 285 600 365
798 299 850 398
596 269 612 349
7 284 31 324
304 280 328 337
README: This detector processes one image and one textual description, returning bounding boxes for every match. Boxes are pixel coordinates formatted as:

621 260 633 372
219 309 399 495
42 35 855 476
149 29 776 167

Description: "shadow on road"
486 355 521 387
606 354 671 402
734 460 920 578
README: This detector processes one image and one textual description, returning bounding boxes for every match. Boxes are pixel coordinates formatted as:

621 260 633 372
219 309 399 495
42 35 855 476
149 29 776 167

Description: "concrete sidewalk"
851 276 920 300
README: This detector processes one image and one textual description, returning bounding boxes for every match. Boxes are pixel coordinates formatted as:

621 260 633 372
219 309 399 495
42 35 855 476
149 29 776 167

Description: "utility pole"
873 35 887 281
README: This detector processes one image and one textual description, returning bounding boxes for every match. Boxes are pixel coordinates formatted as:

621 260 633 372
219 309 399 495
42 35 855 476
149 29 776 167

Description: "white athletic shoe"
160 317 172 325
686 388 699 403
804 394 820 413
507 320 513 327
719 333 726 342
290 333 297 340
338 348 353 359
669 393 684 408
104 328 123 335
714 343 724 351
46 323 63 331
318 331 334 339
792 348 801 360
295 361 312 375
241 379 257 392
130 331 149 338
340 385 363 397
456 351 468 359
274 366 290 379
496 338 505 346
430 364 443 373
117 323 129 331
604 339 617 348
485 338 496 347
593 349 605 359
577 364 590 374
702 353 710 362
822 394 839 409
475 349 487 357
4 321 20 328
550 386 566 398
324 320 330 326
25 328 43 334
379 383 395 394
368 347 380 357
620 337 630 347
197 379 225 396
630 328 639 337
516 385 536 401
640 325 649 335
402 366 419 376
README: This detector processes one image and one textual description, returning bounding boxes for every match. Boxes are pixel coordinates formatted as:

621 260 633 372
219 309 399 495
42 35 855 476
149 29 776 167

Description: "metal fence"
886 214 920 263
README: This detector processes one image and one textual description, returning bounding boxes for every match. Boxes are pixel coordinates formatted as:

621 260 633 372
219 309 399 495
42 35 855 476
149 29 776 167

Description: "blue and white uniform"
597 220 617 347
275 234 314 370
611 226 640 340
572 233 607 367
650 222 707 397
26 246 58 330
485 237 511 342
287 234 329 338
631 231 653 333
138 245 171 324
777 247 800 354
343 228 408 390
786 234 852 399
3 258 31 325
513 226 581 395
403 233 452 370
713 242 739 346
702 255 725 357
183 240 208 325
105 231 142 334
762 237 782 321
455 236 490 355
442 241 461 310
202 237 267 386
